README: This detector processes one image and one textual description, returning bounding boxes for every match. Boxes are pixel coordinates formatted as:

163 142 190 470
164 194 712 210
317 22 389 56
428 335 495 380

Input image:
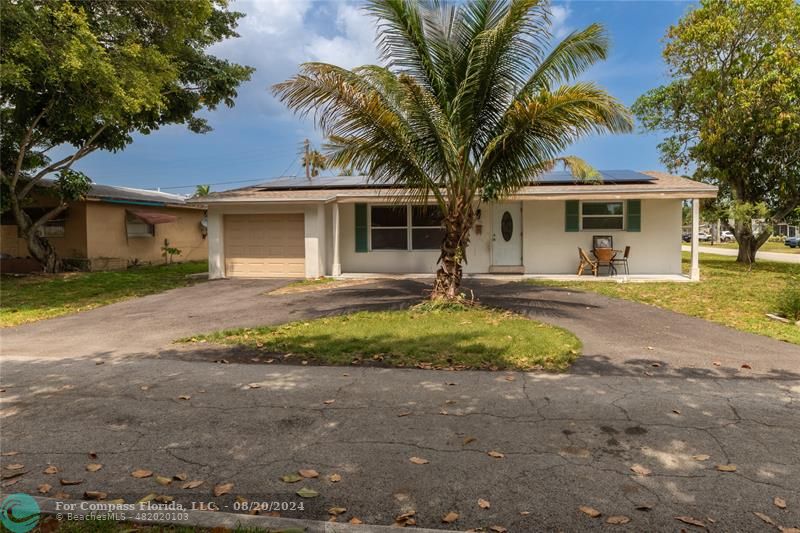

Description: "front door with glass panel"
492 202 522 265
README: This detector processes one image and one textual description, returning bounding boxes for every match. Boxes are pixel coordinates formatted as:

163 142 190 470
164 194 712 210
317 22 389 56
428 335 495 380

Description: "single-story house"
192 170 718 281
1 181 207 271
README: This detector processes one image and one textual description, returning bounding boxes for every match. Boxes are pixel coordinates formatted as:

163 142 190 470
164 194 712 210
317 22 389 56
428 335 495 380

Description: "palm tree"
301 148 328 178
195 184 211 197
274 0 632 299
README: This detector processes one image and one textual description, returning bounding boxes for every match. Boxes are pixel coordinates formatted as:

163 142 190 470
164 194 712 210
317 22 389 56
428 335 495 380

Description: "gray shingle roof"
38 179 192 206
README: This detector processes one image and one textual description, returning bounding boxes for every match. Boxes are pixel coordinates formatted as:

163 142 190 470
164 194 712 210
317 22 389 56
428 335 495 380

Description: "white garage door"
224 214 305 278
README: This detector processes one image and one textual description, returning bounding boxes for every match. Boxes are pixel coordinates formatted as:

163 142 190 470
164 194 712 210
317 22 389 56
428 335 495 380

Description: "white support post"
317 203 326 277
332 202 342 277
690 198 700 281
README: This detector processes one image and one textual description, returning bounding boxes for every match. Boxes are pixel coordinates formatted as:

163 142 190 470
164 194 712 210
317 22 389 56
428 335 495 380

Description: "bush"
777 283 800 321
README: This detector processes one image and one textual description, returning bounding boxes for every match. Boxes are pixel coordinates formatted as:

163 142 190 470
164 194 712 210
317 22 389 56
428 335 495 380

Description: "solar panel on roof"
250 170 656 191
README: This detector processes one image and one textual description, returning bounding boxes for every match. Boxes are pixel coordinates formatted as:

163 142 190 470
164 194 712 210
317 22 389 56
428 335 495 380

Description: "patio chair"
593 247 617 276
612 246 631 275
577 247 598 276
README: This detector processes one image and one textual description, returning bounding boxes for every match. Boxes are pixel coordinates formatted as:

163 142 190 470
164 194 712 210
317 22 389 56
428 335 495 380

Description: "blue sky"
62 0 695 195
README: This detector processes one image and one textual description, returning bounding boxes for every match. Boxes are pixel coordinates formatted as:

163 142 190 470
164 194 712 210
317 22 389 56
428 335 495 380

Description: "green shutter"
355 203 368 252
626 200 641 232
565 200 579 232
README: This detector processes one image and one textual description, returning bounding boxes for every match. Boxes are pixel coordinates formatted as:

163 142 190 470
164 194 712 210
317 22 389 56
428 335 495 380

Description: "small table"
592 248 617 276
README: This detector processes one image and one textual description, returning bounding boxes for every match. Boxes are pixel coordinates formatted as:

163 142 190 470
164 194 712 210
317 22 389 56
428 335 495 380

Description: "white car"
720 230 735 242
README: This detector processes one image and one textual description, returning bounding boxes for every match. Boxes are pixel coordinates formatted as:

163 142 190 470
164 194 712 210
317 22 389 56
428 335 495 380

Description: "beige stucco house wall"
1 184 207 270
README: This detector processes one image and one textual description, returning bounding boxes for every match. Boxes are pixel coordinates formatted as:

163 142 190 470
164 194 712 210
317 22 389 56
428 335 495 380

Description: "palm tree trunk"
433 208 474 300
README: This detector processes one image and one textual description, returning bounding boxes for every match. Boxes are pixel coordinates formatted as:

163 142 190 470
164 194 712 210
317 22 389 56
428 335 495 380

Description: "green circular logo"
0 493 40 533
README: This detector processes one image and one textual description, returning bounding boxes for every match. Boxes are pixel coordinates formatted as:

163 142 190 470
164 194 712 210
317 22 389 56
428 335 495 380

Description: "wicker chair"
577 247 598 276
593 247 617 276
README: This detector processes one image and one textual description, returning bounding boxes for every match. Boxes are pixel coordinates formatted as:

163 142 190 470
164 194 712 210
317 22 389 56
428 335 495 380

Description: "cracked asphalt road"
1 278 799 531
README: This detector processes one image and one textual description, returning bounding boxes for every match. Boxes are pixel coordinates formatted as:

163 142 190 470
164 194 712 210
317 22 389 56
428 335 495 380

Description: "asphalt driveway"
2 278 799 531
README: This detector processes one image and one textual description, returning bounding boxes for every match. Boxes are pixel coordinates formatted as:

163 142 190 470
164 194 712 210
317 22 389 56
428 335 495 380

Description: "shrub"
777 283 800 321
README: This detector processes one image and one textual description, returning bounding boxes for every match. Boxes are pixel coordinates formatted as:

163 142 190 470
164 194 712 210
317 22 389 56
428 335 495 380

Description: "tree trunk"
433 207 474 300
9 195 64 273
25 229 63 273
734 220 771 265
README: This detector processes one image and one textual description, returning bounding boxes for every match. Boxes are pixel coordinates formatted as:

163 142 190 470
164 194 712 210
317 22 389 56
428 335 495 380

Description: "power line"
159 154 302 191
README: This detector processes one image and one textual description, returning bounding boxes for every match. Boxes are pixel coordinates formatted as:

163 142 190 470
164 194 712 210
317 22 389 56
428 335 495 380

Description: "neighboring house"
1 181 207 271
192 170 717 281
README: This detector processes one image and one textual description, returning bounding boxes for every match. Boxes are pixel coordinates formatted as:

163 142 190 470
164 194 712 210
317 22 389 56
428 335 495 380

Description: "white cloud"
305 4 379 68
549 3 573 39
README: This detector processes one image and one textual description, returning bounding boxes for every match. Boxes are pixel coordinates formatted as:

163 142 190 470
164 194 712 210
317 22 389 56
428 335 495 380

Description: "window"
411 206 445 250
581 201 624 230
370 206 407 250
369 205 445 250
126 219 155 238
42 220 65 238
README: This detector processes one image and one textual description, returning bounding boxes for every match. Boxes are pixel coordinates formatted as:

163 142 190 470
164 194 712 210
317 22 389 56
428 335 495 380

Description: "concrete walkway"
1 279 799 531
682 244 800 264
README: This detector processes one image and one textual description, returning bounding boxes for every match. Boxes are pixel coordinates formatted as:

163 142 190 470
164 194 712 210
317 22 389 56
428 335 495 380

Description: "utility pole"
304 138 310 180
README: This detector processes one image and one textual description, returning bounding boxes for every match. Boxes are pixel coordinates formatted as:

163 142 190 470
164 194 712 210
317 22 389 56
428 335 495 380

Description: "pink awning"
127 210 177 225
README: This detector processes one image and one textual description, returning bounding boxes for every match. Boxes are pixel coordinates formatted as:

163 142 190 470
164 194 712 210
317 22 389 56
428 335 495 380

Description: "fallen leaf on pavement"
1 470 26 480
716 464 737 472
38 483 52 494
672 409 681 415
2 479 19 487
43 466 58 474
487 451 505 459
323 399 335 405
84 491 107 500
490 526 507 533
88 452 98 459
741 363 752 370
504 376 515 381
635 504 653 511
607 515 631 525
631 464 652 476
246 383 261 389
213 482 233 497
155 475 172 486
54 492 69 499
86 463 103 472
478 498 491 509
774 497 786 509
463 437 476 445
349 517 363 524
328 507 347 516
712 360 721 366
296 487 319 498
281 474 303 483
779 528 800 533
442 511 459 523
173 473 188 481
154 495 174 504
519 511 530 516
397 411 412 417
138 493 157 503
182 480 204 489
5 464 24 470
754 512 777 526
0 451 19 456
395 510 416 526
131 469 153 478
692 454 710 461
60 479 83 485
579 506 601 518
409 457 429 465
178 395 191 400
675 516 705 527
298 469 319 479
328 473 341 483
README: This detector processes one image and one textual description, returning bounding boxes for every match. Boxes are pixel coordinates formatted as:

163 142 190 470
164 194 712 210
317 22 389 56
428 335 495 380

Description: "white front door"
492 202 522 266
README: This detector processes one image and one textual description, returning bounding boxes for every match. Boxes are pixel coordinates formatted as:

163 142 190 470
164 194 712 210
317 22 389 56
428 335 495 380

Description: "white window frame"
580 200 625 231
369 205 409 251
368 205 444 251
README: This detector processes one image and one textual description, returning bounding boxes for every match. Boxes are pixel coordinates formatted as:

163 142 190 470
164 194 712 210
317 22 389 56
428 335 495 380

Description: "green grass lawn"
0 261 208 327
533 253 800 344
185 305 582 371
29 516 275 533
708 241 800 254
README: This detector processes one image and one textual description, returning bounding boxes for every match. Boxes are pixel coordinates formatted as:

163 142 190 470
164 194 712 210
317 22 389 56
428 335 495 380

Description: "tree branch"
12 103 52 189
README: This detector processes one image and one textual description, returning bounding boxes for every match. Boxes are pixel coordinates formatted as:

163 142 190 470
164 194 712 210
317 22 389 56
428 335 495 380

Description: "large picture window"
369 205 445 250
581 201 624 230
370 206 407 250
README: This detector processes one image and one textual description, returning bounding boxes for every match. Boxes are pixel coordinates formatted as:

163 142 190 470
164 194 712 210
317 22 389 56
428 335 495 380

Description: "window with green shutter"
565 200 579 232
354 203 368 252
626 200 641 232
